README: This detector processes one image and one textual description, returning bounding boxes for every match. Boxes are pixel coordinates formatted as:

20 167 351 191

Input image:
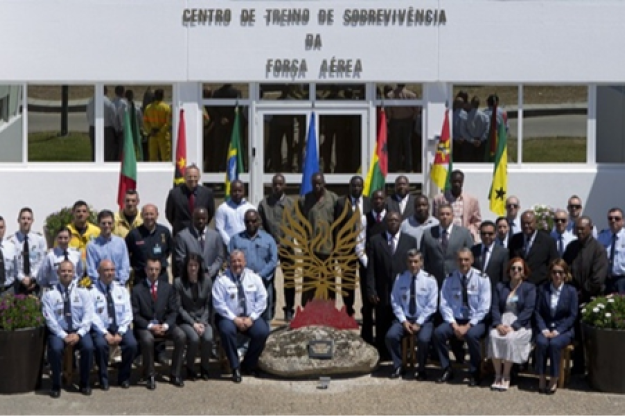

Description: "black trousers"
136 327 186 378
359 262 374 345
280 253 296 313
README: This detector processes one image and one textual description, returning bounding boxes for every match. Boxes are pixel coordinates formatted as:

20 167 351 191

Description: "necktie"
236 275 247 316
558 235 564 257
388 235 396 254
524 237 531 257
461 275 469 307
106 285 118 334
151 282 157 302
376 213 382 223
188 190 196 215
508 222 514 240
609 234 617 275
408 274 417 317
481 246 488 272
23 235 30 276
441 229 449 253
0 247 5 287
63 250 69 261
198 230 205 251
64 288 74 333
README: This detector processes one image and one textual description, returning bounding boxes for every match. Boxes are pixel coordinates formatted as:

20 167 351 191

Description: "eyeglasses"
551 269 565 275
568 205 581 210
554 219 567 224
609 216 622 221
510 266 524 272
506 204 519 209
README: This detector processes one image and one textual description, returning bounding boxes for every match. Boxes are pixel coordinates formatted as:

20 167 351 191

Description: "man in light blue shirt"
385 249 438 381
0 216 18 294
598 207 625 294
38 227 83 288
90 260 137 390
42 260 94 398
434 248 491 387
229 209 278 323
213 250 269 383
551 209 576 258
86 210 130 285
215 180 256 248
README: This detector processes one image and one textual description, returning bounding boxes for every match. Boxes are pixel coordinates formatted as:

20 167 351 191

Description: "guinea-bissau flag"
117 109 138 208
364 108 388 197
173 109 187 186
488 121 508 216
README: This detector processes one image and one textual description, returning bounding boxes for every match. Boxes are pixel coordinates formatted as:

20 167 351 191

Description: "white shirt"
550 229 577 255
0 239 18 287
386 231 401 254
439 224 454 244
397 195 409 215
38 247 83 287
212 268 267 322
350 196 364 216
356 209 388 268
215 198 256 247
480 242 494 271
91 280 133 336
524 231 538 255
9 231 48 281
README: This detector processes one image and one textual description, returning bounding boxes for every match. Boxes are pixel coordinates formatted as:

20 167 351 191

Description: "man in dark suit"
334 175 371 316
366 211 417 356
495 217 511 249
509 210 558 286
385 176 416 220
420 203 474 288
173 207 225 282
132 258 186 390
472 220 509 290
356 189 387 344
165 164 216 236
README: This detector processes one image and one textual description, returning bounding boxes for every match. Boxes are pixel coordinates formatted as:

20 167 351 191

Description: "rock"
258 326 379 377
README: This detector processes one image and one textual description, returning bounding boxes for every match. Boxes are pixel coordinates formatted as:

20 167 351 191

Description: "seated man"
213 250 269 383
90 260 137 390
42 260 94 398
433 248 491 387
132 258 186 390
385 249 438 381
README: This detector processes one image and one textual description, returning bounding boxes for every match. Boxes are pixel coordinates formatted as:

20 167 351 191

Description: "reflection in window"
376 83 422 100
316 84 365 100
263 113 306 173
203 83 248 99
27 85 93 162
385 104 423 173
522 85 587 163
319 115 361 173
0 84 23 162
260 84 308 100
203 105 249 173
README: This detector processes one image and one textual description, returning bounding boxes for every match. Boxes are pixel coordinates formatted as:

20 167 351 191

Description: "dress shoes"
170 376 184 387
146 376 156 390
119 380 131 389
468 373 482 387
100 380 110 391
80 386 92 396
241 367 260 378
49 389 61 399
390 367 403 379
436 368 454 384
232 368 242 384
414 370 428 381
200 370 211 381
186 368 198 381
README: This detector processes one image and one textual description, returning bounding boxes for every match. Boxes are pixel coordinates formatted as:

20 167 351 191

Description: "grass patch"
507 137 586 163
28 131 91 162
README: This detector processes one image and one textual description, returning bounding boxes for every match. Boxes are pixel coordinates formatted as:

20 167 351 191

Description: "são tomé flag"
488 122 508 216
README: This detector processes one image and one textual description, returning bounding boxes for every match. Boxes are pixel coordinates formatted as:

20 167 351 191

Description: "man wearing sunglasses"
550 209 577 258
566 195 597 238
598 208 625 294
472 221 509 290
505 196 521 238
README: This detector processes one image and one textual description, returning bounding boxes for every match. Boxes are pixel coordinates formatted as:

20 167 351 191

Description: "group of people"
0 163 620 398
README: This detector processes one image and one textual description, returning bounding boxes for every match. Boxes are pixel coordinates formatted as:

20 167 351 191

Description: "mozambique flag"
364 108 388 197
117 109 137 209
173 109 186 186
488 122 508 216
225 108 244 199
430 109 452 191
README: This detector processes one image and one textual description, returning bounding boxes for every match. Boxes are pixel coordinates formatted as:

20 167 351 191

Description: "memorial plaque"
308 340 334 359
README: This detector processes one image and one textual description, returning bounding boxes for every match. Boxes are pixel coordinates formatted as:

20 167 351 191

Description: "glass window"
0 84 23 163
27 85 93 162
317 84 365 101
319 114 362 174
202 105 249 173
597 85 625 163
522 85 587 163
262 112 307 173
383 105 424 174
452 85 518 163
376 83 422 100
202 83 249 100
260 84 309 100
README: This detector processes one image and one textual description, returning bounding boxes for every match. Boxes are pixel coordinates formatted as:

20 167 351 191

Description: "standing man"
566 195 597 237
126 204 173 285
90 260 137 390
174 207 224 283
401 194 439 249
258 173 297 321
355 189 388 344
132 258 186 389
86 210 130 286
10 208 47 295
86 86 117 162
421 203 474 288
215 180 256 249
113 189 142 239
386 84 419 172
366 212 417 356
229 209 277 323
299 172 339 305
598 207 625 294
472 221 509 290
505 196 522 238
509 210 558 286
42 261 94 398
166 164 216 236
432 170 482 242
39 227 83 288
452 97 470 163
213 250 269 383
495 217 511 248
551 209 577 258
0 216 18 295
334 176 371 316
143 88 172 162
67 200 100 265
385 250 437 380
464 96 489 162
434 248 491 387
385 176 416 221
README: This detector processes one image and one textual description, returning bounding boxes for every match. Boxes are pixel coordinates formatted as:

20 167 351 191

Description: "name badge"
153 245 162 255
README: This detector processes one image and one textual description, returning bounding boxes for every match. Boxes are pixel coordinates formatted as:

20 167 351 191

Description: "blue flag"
300 111 319 196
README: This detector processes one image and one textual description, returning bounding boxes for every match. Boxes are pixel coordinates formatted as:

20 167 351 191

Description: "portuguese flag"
364 108 388 197
117 109 137 209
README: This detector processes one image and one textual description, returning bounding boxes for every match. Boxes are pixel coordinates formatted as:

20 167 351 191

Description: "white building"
1 0 624 234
